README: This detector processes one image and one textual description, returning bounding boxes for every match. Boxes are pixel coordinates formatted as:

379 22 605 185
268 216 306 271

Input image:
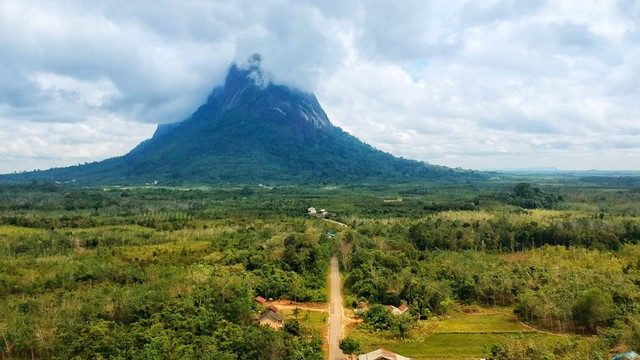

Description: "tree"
393 313 416 339
283 319 301 337
572 288 615 333
363 304 392 331
339 336 361 358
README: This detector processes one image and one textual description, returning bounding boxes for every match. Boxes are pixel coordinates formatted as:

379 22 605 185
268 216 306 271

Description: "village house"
398 304 409 314
257 306 285 329
383 304 409 316
307 206 329 218
253 296 267 306
385 305 403 316
358 348 412 360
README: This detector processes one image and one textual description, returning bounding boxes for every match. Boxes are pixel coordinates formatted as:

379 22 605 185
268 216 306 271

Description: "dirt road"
328 256 344 360
323 218 348 228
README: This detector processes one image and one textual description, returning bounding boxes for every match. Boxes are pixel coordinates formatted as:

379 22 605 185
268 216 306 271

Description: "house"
268 305 279 313
354 301 368 315
385 305 403 316
258 310 285 329
398 304 409 314
253 296 267 305
358 348 412 360
308 206 330 218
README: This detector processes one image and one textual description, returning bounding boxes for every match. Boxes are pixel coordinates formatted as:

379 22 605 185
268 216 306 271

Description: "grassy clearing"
281 307 328 334
430 313 529 333
348 311 563 360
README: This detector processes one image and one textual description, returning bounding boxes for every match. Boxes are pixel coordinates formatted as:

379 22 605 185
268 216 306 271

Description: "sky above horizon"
1 0 640 174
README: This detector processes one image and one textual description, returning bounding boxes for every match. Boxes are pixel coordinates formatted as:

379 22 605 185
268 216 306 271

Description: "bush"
363 304 392 331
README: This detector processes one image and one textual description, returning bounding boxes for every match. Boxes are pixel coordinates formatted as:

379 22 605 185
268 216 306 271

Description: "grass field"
348 310 563 360
281 307 328 334
430 313 531 333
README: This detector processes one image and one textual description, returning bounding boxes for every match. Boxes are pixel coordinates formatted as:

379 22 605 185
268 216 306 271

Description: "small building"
258 310 285 329
398 304 409 314
268 305 279 313
325 232 336 238
358 348 412 360
253 296 267 305
308 206 330 218
385 305 403 316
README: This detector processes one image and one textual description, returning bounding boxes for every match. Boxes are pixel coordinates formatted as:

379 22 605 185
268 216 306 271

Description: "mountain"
1 56 483 185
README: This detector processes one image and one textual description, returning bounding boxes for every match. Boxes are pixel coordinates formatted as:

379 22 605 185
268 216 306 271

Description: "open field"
348 310 575 360
280 306 328 334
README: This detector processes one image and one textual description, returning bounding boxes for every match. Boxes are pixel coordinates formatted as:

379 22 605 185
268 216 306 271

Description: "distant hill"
1 56 484 185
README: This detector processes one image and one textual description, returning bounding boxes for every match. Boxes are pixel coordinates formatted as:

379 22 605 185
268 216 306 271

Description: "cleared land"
347 309 570 360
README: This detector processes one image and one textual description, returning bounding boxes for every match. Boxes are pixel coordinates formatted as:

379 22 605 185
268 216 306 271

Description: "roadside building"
358 348 412 360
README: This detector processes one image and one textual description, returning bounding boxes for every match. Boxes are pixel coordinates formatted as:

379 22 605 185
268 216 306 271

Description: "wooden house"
258 309 285 329
253 296 267 305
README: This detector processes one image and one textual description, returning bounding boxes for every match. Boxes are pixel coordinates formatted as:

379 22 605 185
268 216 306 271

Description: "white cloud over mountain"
1 0 639 172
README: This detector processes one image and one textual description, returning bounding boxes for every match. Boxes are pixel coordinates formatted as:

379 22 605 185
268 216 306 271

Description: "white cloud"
0 116 155 173
0 0 640 173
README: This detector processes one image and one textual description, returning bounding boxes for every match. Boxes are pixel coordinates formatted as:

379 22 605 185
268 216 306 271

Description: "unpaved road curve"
323 218 348 228
328 256 344 360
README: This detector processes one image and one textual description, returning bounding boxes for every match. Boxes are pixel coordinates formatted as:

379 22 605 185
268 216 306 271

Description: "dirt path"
267 300 328 312
328 256 344 360
323 218 348 228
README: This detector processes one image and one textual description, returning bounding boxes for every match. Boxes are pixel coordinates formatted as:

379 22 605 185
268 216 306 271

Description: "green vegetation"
479 182 564 209
282 308 327 334
1 174 640 359
349 312 562 360
0 183 333 359
339 336 362 357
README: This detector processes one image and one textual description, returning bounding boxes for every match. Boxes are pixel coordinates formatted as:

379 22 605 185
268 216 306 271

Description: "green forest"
1 175 640 359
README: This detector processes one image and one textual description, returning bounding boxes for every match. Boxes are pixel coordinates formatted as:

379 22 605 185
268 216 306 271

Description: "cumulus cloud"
0 116 155 173
1 0 640 173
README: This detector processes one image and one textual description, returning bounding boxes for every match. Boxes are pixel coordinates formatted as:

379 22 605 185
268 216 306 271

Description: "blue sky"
1 0 639 173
